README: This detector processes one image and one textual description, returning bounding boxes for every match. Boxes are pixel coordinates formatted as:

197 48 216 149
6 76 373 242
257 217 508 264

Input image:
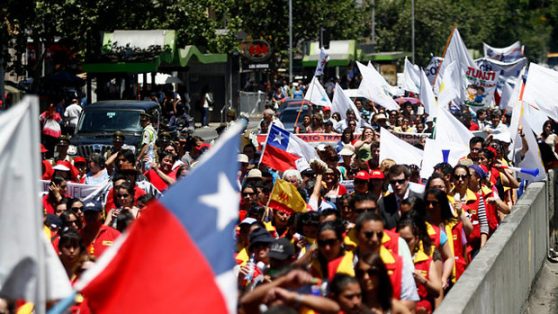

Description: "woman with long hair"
42 176 68 215
85 153 110 186
540 119 558 159
328 274 365 314
424 189 468 287
324 167 348 204
310 221 354 282
355 253 410 314
447 165 481 257
105 181 139 228
336 128 355 153
397 218 441 313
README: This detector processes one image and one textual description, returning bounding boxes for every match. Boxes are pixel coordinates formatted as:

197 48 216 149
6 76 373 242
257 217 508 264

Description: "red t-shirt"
81 225 121 258
143 168 177 192
104 186 147 215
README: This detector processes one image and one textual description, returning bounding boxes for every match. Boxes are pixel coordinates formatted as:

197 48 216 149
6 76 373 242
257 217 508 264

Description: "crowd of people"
4 70 556 314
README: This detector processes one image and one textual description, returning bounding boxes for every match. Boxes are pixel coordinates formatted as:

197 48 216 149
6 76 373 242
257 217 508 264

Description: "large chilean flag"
73 123 243 313
260 124 317 172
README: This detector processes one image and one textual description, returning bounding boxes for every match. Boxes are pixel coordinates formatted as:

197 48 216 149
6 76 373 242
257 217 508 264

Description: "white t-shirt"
64 104 82 128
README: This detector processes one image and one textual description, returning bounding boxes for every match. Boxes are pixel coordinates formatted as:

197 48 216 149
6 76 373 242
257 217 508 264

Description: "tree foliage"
2 0 558 77
374 0 555 66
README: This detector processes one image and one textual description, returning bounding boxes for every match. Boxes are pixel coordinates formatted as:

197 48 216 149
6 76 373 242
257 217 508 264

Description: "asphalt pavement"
192 117 260 142
523 259 558 313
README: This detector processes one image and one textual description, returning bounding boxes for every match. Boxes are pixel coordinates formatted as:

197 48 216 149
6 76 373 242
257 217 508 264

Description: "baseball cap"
83 201 102 213
354 170 371 181
268 238 295 261
45 214 63 229
73 156 87 164
113 131 125 141
369 169 385 180
58 136 70 146
53 164 70 171
239 217 257 226
249 228 274 249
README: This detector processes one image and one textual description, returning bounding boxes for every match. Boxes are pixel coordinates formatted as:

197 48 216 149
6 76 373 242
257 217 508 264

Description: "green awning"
82 58 161 73
360 51 411 62
302 40 356 67
178 45 227 67
82 29 227 73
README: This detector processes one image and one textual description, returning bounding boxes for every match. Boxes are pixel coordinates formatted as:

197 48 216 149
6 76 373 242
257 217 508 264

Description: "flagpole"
263 180 278 222
294 77 319 131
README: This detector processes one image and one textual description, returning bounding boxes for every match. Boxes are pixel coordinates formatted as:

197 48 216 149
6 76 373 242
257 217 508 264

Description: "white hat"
53 164 70 171
493 131 512 144
240 217 257 225
246 169 263 179
339 145 355 156
238 154 249 163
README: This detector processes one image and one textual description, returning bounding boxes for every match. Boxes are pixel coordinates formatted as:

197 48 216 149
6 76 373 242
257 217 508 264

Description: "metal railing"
239 91 266 117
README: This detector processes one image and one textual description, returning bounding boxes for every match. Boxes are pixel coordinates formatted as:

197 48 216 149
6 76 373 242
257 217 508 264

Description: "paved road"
192 118 260 142
524 259 558 313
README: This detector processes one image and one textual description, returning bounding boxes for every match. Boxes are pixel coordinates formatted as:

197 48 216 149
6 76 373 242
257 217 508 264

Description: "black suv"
70 100 161 157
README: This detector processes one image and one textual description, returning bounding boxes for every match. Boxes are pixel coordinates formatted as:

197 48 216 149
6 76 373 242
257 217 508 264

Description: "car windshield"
78 110 142 133
279 109 310 131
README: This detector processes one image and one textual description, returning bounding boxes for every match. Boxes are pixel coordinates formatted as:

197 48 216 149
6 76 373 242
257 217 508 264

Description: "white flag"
379 128 423 166
314 48 329 76
435 28 475 97
483 41 524 62
425 56 443 86
420 139 470 179
437 61 462 109
356 61 399 111
419 69 438 116
403 57 421 94
522 63 558 121
304 76 332 107
518 109 547 181
0 97 72 310
332 83 362 121
435 106 473 148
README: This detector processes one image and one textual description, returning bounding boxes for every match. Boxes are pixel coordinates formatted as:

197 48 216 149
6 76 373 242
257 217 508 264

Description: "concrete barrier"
436 180 550 313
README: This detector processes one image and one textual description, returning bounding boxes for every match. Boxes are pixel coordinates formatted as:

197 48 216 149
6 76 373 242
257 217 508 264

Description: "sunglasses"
453 174 468 180
117 194 131 198
242 192 255 197
363 231 383 240
425 200 439 206
356 207 377 213
71 206 84 212
356 267 379 278
318 238 339 247
354 180 368 185
390 179 406 185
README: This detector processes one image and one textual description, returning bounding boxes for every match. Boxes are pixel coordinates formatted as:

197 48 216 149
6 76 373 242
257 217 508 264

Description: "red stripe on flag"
268 200 294 214
260 144 300 172
81 201 227 313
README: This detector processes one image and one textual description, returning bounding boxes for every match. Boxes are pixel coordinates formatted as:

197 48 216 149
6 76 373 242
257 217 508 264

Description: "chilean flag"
69 123 243 313
260 124 317 172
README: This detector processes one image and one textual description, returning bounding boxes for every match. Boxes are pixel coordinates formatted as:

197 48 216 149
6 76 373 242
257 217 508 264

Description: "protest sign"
464 66 499 108
41 180 102 199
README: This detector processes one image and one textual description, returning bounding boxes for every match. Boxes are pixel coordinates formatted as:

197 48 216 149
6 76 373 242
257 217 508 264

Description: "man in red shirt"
80 201 121 258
